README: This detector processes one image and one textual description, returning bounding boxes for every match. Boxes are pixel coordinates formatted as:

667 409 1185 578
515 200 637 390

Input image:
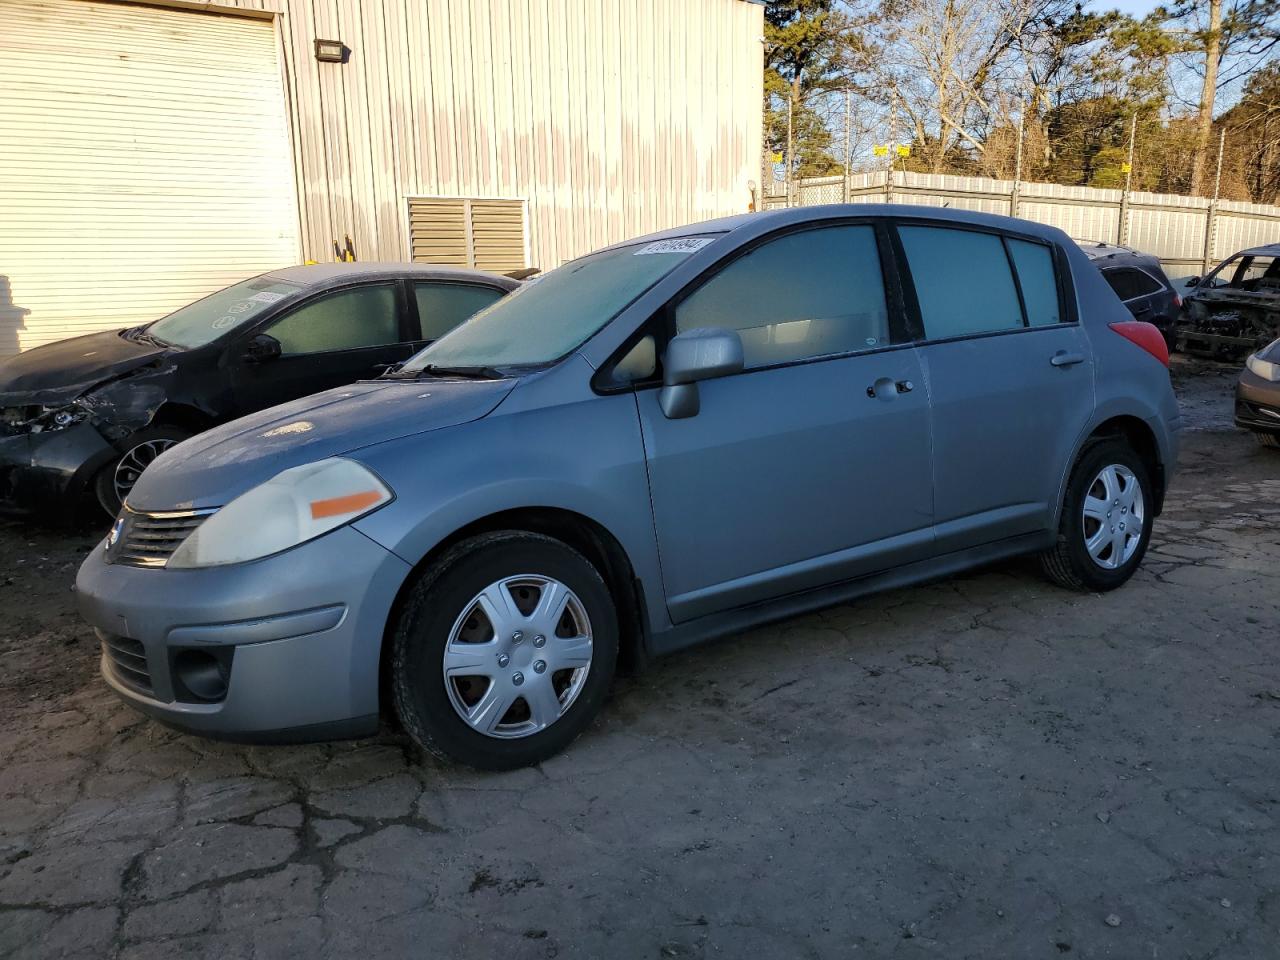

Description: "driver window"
1232 256 1280 290
674 224 891 368
264 285 399 355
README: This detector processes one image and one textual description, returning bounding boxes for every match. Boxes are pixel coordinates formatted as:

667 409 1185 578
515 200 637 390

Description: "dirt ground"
2 359 1278 960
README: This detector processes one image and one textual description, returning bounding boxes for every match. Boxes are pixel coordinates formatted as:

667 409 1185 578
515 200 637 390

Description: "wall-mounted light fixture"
314 39 349 63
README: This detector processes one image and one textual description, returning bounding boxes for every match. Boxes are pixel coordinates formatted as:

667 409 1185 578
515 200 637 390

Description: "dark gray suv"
77 206 1182 770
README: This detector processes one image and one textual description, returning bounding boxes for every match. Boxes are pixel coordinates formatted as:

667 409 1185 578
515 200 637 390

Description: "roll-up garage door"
0 0 300 355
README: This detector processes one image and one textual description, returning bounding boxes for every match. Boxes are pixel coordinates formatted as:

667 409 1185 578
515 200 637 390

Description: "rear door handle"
1050 351 1085 367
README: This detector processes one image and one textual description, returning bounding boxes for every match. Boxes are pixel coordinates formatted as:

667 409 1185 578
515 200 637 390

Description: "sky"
1095 0 1162 17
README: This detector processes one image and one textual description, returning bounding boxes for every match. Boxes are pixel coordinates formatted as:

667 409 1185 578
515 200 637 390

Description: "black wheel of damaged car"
93 426 192 517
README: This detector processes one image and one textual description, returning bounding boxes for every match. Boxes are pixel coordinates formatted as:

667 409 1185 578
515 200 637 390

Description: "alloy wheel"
113 439 180 505
442 575 593 739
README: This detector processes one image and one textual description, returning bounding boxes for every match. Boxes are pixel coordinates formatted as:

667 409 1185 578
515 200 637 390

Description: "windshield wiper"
121 325 168 348
415 364 507 380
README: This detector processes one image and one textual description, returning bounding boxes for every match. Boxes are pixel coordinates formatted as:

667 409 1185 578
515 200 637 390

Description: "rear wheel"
391 531 618 770
93 425 192 518
1039 439 1154 592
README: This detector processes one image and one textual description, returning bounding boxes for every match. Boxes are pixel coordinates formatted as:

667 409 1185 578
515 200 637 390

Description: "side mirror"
242 333 282 364
659 327 745 419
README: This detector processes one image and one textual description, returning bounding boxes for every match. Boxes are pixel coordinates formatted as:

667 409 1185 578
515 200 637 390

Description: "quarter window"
899 226 1023 339
413 282 506 340
675 224 891 368
1008 239 1062 326
264 285 399 355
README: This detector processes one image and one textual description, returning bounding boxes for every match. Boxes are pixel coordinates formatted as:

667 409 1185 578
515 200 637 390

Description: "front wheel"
1039 439 1155 592
391 531 618 770
93 426 192 518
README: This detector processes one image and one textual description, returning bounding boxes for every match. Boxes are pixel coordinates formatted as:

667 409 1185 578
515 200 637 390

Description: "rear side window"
899 226 1023 339
1008 239 1061 326
413 282 506 340
1104 268 1162 302
675 224 891 368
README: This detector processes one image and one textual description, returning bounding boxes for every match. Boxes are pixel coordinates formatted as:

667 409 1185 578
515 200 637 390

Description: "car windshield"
395 235 719 373
145 277 303 349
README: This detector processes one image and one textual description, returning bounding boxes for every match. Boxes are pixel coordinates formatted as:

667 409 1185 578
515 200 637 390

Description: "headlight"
167 458 392 568
1247 351 1280 382
23 403 88 433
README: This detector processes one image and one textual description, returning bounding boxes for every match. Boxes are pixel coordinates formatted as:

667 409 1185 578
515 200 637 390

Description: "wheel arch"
149 402 216 434
1068 414 1166 517
377 505 648 719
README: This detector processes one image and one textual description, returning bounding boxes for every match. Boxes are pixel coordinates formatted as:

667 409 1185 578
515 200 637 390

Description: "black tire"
1039 438 1155 592
1257 432 1280 450
93 425 192 518
391 531 618 770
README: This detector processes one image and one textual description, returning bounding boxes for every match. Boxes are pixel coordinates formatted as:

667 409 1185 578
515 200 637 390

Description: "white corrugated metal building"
0 0 764 355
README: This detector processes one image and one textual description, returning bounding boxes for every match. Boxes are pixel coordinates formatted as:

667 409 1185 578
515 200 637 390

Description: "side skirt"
644 531 1053 659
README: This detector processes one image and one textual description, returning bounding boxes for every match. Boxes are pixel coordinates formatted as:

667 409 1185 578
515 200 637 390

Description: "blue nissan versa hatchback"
77 206 1181 770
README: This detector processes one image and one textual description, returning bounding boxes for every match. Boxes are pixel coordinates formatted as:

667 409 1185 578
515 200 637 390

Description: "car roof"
1225 243 1280 258
601 203 1074 255
1073 239 1149 263
262 261 520 288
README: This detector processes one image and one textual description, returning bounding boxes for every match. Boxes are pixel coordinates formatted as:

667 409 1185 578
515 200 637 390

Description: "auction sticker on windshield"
634 238 715 255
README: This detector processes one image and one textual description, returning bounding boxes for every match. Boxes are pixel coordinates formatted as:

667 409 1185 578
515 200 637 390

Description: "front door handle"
866 377 915 399
1050 351 1085 367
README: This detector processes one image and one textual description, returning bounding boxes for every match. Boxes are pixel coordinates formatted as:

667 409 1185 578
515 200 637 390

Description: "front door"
636 222 935 624
231 282 414 415
894 223 1096 551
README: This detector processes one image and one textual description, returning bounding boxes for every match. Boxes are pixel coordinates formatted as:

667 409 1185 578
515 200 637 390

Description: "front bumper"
0 423 116 517
1235 370 1280 435
75 524 412 742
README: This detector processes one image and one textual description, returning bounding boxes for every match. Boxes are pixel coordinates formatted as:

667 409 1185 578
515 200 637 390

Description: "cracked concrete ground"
2 358 1279 959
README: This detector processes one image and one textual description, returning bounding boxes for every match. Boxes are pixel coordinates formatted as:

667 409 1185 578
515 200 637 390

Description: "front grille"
100 631 154 697
108 506 216 567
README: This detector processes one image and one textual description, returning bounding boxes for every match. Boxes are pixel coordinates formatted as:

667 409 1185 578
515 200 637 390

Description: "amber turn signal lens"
310 490 383 520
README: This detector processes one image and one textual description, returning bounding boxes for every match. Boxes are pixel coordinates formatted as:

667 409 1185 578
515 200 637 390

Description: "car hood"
0 329 168 407
127 377 517 511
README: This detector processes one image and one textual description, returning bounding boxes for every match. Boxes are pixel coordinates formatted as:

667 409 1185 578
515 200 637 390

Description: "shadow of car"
0 263 518 519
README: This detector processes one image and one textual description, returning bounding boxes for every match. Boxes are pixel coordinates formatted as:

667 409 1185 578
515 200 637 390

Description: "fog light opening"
173 649 230 703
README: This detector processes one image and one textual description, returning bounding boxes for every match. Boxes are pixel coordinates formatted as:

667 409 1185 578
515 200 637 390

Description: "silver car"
76 206 1182 770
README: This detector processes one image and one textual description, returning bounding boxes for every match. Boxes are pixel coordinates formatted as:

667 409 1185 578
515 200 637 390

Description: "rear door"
894 222 1094 552
230 282 414 414
634 220 935 623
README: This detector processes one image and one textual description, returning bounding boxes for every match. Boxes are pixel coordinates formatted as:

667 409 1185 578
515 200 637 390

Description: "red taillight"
1109 320 1169 367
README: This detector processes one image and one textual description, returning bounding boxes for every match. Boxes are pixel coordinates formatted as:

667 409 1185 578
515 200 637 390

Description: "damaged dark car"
1176 244 1280 360
0 263 518 520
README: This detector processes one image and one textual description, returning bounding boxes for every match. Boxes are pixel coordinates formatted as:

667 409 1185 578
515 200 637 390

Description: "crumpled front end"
1177 291 1280 360
0 374 172 517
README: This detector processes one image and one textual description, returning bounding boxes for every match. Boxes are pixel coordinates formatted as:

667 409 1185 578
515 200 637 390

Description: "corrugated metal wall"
0 0 762 354
773 171 1280 277
256 0 764 270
